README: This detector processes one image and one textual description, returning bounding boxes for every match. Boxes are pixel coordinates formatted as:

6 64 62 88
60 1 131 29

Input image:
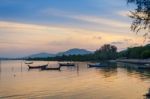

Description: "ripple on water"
0 61 150 99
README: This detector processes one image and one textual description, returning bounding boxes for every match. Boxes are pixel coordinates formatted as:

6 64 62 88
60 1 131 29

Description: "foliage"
127 0 150 39
118 44 150 59
27 54 95 61
95 44 117 60
141 50 150 59
27 44 150 61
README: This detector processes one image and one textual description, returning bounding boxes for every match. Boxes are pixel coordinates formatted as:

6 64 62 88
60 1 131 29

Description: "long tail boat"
41 65 61 70
88 63 107 68
28 64 48 69
25 61 33 64
59 63 75 66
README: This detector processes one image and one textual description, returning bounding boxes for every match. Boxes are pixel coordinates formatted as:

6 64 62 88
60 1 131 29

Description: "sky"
0 0 148 57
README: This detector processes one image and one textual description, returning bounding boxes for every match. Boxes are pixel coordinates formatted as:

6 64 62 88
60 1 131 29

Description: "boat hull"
28 64 48 69
25 62 33 64
59 63 75 66
88 64 107 68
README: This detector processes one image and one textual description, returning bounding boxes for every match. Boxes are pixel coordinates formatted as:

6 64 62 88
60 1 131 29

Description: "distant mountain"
27 48 92 58
28 53 55 58
57 48 92 56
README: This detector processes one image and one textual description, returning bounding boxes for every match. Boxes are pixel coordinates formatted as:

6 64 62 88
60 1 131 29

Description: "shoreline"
116 59 150 64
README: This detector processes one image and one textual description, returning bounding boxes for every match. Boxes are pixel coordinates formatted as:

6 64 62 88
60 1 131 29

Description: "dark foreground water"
0 60 150 99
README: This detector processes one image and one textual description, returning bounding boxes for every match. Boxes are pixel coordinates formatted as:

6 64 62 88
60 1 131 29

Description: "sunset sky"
0 0 148 57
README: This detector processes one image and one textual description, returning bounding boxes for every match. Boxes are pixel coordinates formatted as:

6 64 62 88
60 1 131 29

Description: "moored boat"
41 66 61 71
59 63 75 66
25 61 33 64
88 63 107 68
28 64 48 69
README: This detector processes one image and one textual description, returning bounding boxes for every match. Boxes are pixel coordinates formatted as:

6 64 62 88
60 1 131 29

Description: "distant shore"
116 59 150 64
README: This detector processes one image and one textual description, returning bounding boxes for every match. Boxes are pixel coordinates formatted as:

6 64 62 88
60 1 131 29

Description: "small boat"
25 61 33 64
28 64 48 69
41 66 61 71
88 63 107 68
59 63 75 66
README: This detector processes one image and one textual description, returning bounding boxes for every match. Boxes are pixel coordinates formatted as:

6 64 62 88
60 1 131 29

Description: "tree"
118 44 150 59
141 50 150 59
127 0 150 39
95 44 117 60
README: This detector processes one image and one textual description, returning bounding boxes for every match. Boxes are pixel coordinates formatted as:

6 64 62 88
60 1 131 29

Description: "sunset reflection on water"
0 60 149 99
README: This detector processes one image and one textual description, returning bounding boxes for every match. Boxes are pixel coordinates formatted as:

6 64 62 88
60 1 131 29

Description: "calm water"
0 60 150 99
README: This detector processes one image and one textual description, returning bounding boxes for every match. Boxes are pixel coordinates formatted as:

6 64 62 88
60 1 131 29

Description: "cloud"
123 38 133 42
0 1 145 57
71 15 130 28
132 43 140 46
42 8 130 28
93 36 102 40
111 41 124 45
0 41 26 45
116 11 131 17
0 20 144 56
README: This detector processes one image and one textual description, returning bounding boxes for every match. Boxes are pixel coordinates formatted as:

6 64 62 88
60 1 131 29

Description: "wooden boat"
59 63 75 66
25 61 33 64
41 66 61 70
88 63 107 68
28 64 48 69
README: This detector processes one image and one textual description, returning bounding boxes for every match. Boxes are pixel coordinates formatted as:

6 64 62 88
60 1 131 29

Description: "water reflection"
0 60 1 72
21 61 23 72
118 62 150 80
0 60 149 99
87 62 117 78
0 60 1 80
97 67 118 78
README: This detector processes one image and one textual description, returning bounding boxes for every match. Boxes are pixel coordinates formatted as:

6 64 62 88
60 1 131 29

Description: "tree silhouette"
127 0 150 39
95 44 117 60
